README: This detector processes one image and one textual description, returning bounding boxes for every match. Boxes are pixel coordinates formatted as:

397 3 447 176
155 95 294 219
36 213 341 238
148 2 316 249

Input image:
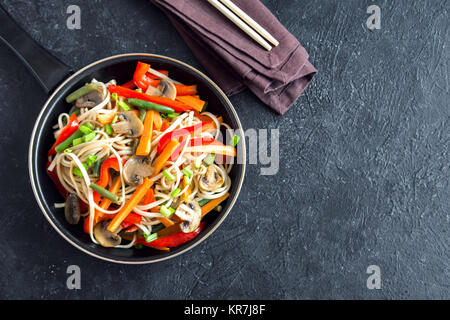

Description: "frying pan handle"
0 5 72 93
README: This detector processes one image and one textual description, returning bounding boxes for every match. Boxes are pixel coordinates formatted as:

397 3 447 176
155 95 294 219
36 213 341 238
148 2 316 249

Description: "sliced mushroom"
93 220 122 247
111 111 144 138
158 79 177 99
64 193 80 224
145 79 176 100
75 90 103 108
200 165 223 191
175 200 201 233
123 155 155 186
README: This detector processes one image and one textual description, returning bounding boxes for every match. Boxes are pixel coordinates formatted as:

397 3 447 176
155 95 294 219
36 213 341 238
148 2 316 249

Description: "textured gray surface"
0 0 449 299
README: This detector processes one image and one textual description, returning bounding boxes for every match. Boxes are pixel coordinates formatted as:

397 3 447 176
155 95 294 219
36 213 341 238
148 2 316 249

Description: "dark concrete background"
0 0 448 299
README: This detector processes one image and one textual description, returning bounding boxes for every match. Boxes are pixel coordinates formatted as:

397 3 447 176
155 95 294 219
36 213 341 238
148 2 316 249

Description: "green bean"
55 129 84 152
198 199 210 206
139 108 147 122
66 84 95 103
89 183 119 203
92 158 104 177
126 98 175 114
151 223 165 233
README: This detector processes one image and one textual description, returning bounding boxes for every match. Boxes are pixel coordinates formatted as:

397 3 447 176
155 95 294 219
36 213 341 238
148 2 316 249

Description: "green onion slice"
162 169 175 181
170 188 181 198
84 132 96 143
160 205 173 218
231 135 240 147
203 153 215 166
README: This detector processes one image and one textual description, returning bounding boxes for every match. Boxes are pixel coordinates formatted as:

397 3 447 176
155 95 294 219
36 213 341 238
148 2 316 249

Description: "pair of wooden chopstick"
207 0 279 51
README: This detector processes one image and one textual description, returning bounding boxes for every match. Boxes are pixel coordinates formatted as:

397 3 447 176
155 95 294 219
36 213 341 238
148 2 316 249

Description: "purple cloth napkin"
150 0 316 115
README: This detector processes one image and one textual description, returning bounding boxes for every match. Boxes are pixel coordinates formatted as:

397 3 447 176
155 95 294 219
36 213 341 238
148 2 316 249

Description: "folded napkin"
150 0 316 115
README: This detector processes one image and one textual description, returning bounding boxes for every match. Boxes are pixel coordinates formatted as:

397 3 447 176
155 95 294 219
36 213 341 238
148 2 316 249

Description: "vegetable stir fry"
46 62 238 250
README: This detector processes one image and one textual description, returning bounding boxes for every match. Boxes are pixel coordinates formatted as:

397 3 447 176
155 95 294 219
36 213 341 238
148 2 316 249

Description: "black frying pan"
0 5 246 263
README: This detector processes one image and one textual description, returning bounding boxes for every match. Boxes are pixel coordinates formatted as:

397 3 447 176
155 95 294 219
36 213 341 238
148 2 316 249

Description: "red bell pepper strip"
160 120 170 131
157 122 214 154
169 137 188 161
121 212 142 229
46 162 68 198
124 225 139 233
93 157 126 204
137 222 205 247
48 113 79 156
133 62 150 90
108 84 193 113
121 80 136 89
132 62 162 91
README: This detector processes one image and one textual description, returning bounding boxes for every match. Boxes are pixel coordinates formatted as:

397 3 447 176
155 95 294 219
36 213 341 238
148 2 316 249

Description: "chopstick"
207 0 274 51
219 0 279 47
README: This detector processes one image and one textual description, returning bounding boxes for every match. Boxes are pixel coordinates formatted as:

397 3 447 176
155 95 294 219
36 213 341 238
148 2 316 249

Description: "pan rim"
28 53 246 264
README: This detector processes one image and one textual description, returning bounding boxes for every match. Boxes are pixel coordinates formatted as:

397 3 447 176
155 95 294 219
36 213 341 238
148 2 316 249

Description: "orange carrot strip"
153 112 162 131
201 193 230 217
153 139 180 174
148 246 170 252
136 110 154 156
157 217 175 227
150 206 160 213
107 178 153 232
183 177 191 203
176 96 206 112
95 176 122 224
174 84 197 96
142 188 155 205
156 222 181 237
